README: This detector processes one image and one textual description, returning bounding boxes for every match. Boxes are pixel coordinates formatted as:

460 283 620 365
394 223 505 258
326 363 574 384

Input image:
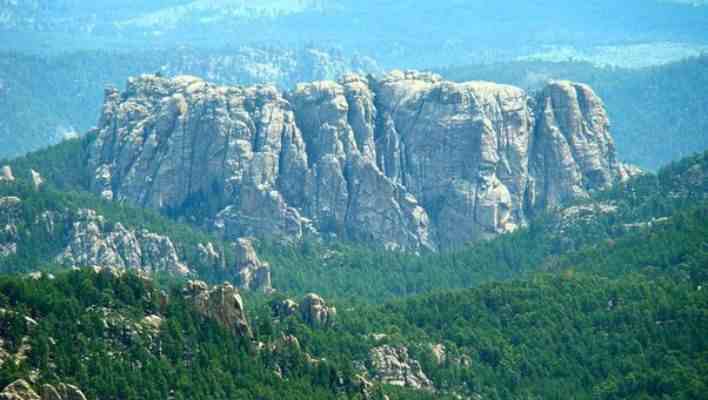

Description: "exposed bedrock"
89 71 635 250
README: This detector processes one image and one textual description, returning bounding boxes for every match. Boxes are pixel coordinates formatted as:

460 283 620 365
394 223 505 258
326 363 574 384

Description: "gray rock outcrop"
40 384 87 400
0 196 22 258
29 170 43 191
56 209 189 275
89 72 635 250
0 166 14 183
183 280 252 338
233 238 272 292
369 345 433 390
0 380 87 400
430 343 446 365
299 293 336 328
0 380 39 400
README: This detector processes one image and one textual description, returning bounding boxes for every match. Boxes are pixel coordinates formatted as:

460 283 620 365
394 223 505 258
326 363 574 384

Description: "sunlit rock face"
89 71 635 251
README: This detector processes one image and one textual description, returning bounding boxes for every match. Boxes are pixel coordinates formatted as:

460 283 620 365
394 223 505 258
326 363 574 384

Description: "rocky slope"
0 168 274 291
0 380 88 400
89 71 636 250
56 208 190 276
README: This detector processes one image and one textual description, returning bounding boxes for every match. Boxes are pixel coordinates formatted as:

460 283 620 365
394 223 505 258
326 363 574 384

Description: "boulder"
29 170 43 190
233 238 272 292
299 293 336 328
0 166 14 182
141 314 163 333
0 196 22 258
430 343 446 365
369 345 433 390
0 380 39 400
39 384 87 400
183 280 252 338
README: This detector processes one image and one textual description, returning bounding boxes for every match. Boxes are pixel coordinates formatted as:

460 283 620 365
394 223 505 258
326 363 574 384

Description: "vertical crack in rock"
90 72 636 251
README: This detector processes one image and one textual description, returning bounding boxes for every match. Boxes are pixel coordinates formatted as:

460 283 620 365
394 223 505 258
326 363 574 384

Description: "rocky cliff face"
183 280 252 338
0 380 87 400
299 293 337 328
89 71 635 250
0 196 21 257
233 238 272 292
368 345 433 390
56 209 190 275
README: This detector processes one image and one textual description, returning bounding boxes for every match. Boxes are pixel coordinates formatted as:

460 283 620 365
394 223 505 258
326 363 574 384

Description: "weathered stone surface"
0 196 22 258
0 380 39 400
39 384 86 400
369 345 433 390
141 314 164 332
29 170 44 191
0 166 14 183
530 81 633 209
56 209 189 275
54 384 86 400
89 72 635 250
0 340 9 367
197 242 223 270
299 293 336 328
430 343 446 365
39 386 61 400
233 238 272 292
183 280 252 338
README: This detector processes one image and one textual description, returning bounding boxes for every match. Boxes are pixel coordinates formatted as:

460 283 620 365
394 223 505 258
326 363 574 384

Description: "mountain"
83 72 640 251
4 52 707 171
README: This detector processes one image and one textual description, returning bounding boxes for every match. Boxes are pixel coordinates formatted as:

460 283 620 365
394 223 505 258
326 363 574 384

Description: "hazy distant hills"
2 0 707 67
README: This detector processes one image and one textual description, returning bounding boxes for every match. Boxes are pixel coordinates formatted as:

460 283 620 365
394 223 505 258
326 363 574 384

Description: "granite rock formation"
0 380 39 400
29 170 43 190
369 345 433 390
39 384 87 400
56 209 189 275
233 238 272 292
299 293 336 328
0 380 87 400
183 280 252 338
0 166 14 183
0 196 22 257
89 72 636 250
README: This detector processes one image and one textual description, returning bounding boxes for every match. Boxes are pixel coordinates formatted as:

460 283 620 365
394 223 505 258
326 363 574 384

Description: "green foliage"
261 151 708 303
0 270 356 400
0 123 707 398
0 176 236 283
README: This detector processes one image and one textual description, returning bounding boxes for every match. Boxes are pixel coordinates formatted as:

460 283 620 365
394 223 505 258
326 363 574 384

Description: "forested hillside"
1 184 706 399
3 132 707 301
